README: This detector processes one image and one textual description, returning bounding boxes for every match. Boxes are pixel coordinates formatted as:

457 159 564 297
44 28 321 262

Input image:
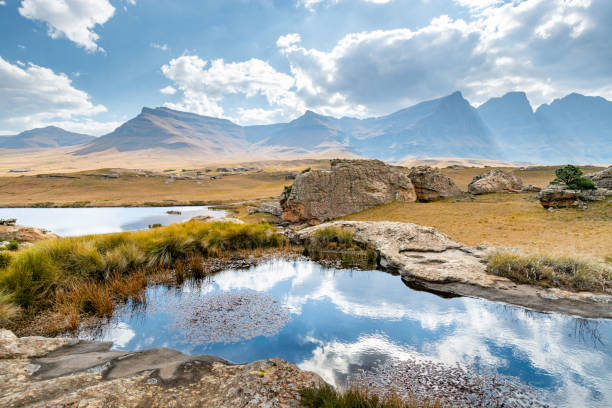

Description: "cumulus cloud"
161 55 304 123
0 56 113 135
0 1 6 6
159 85 176 95
160 0 611 123
18 0 116 52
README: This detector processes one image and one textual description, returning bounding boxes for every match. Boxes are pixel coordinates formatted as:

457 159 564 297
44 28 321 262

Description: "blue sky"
1 0 611 135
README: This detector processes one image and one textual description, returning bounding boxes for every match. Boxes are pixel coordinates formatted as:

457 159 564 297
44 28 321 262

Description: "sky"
1 0 611 136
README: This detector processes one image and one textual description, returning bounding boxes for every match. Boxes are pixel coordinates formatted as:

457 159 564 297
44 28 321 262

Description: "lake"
80 259 612 407
0 206 227 236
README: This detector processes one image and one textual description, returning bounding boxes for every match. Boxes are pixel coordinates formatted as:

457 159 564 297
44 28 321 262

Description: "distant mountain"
480 92 612 163
0 126 94 149
12 91 609 163
75 107 249 155
354 91 500 159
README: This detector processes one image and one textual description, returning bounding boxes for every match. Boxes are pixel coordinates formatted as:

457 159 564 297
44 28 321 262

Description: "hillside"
0 126 94 149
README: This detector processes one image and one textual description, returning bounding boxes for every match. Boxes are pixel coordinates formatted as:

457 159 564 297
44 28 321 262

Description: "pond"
81 259 612 407
0 206 226 236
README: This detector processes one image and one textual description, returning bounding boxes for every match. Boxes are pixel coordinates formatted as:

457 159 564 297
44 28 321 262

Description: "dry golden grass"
0 171 293 207
344 193 612 260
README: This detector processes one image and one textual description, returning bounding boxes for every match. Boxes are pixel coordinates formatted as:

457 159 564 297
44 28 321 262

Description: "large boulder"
281 159 416 224
586 166 612 189
538 185 612 209
407 166 463 201
468 169 523 195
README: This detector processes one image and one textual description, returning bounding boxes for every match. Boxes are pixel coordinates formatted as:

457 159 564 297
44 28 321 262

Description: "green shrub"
311 227 355 248
552 165 596 190
7 241 19 251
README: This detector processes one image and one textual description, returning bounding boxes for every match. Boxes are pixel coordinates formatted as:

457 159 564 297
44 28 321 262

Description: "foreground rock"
0 224 59 242
295 221 612 318
408 166 463 201
281 159 416 224
586 165 612 189
467 169 523 194
0 329 322 408
538 185 612 209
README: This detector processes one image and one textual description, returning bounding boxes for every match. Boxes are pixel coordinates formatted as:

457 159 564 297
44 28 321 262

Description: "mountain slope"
0 126 94 149
352 91 501 160
75 107 249 155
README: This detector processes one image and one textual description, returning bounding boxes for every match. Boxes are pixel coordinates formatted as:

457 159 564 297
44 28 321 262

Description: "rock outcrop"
407 166 463 201
586 166 612 189
0 329 323 408
467 169 523 195
249 201 282 217
0 224 59 242
538 185 612 209
281 159 416 224
294 221 612 318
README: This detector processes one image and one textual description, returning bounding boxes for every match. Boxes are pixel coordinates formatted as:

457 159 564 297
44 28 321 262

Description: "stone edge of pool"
293 221 612 319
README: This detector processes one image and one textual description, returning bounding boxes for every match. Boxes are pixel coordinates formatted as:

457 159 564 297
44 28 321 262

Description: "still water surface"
83 259 612 407
0 206 226 236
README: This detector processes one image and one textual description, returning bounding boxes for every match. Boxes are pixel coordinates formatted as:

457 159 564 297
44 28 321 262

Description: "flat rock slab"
0 329 323 407
297 221 612 318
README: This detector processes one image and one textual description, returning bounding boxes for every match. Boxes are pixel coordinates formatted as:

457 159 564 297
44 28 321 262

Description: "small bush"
311 227 355 249
552 165 596 190
299 384 440 408
7 241 19 251
486 251 612 292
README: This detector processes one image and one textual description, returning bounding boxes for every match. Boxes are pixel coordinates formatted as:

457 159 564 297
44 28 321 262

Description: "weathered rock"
0 329 323 408
0 224 59 242
538 185 612 209
407 166 463 201
294 221 612 318
586 166 612 189
520 185 541 193
467 169 523 195
251 201 282 217
191 216 245 224
281 159 416 224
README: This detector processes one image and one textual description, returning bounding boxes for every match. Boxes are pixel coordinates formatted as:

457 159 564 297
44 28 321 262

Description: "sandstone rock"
586 166 612 189
537 185 612 209
407 166 463 201
294 221 612 317
252 201 282 217
0 225 59 242
520 185 541 193
467 169 523 195
0 330 323 408
281 159 416 224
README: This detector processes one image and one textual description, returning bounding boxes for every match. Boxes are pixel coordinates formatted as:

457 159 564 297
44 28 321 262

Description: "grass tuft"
299 384 441 408
486 251 612 293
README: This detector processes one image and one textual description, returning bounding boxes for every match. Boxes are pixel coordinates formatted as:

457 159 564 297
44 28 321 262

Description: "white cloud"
151 42 168 51
0 57 114 135
160 85 176 95
298 0 393 11
161 55 304 123
0 1 7 6
276 33 301 48
18 0 116 52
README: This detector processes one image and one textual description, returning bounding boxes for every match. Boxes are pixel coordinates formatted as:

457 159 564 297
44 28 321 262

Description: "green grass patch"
299 384 441 408
486 251 612 293
305 227 377 269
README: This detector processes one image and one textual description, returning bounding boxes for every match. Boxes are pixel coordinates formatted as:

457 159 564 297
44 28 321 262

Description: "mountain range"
2 91 611 164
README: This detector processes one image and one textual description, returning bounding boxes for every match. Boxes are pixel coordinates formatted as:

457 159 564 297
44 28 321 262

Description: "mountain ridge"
0 126 95 149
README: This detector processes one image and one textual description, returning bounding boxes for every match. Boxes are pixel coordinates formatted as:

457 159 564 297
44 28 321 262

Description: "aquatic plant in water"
350 357 549 408
165 290 290 346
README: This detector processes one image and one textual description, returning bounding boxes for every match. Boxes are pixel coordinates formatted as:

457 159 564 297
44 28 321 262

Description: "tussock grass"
305 227 377 269
299 384 441 408
486 251 612 293
0 290 19 323
0 220 286 331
